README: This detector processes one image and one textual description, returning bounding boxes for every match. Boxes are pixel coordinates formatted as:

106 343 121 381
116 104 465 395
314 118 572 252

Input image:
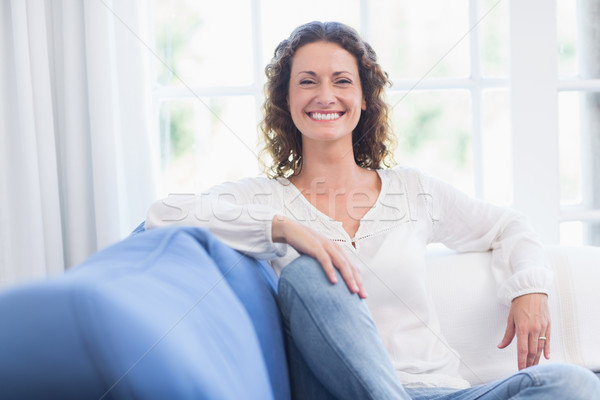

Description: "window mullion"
251 0 264 112
561 207 600 222
509 0 560 243
251 0 264 173
469 0 484 199
558 79 600 91
359 0 371 41
154 86 257 100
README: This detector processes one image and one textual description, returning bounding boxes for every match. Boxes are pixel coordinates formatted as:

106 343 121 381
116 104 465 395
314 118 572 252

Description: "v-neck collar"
276 169 388 243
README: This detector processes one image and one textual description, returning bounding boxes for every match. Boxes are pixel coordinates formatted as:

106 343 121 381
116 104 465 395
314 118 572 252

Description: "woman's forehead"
291 41 359 74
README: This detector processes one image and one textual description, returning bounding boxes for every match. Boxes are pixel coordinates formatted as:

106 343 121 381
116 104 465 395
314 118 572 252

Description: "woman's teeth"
310 112 342 121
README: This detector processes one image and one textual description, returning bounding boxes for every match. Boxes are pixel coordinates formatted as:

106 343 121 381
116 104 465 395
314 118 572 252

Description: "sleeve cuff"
497 266 554 305
262 210 288 258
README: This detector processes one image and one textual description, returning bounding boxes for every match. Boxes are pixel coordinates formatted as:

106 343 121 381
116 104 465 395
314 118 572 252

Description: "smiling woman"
145 20 600 399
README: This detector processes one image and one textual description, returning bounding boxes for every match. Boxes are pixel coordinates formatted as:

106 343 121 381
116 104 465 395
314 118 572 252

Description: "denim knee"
522 363 600 398
278 256 325 318
278 255 356 308
278 255 328 290
277 255 364 325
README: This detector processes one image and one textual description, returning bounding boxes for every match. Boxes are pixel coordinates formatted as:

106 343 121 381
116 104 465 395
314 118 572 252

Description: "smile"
307 112 344 121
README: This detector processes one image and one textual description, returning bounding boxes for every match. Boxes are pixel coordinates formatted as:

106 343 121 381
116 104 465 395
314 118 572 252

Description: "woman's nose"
316 84 335 105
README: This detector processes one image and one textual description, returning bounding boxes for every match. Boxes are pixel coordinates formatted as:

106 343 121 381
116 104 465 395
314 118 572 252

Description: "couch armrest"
0 227 287 400
426 245 600 385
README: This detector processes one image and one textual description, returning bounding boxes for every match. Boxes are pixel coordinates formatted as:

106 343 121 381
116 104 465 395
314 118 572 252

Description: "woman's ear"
361 97 367 110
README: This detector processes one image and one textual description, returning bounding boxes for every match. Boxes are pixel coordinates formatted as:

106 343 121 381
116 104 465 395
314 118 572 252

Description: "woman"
147 21 599 399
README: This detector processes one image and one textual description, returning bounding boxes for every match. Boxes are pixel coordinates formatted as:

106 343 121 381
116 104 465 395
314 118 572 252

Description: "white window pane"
260 0 361 68
154 0 254 87
389 90 473 195
557 0 577 77
579 92 600 212
481 89 512 204
583 222 600 246
559 89 600 247
560 221 583 245
478 0 509 78
368 0 470 80
559 90 600 208
577 0 600 79
557 0 600 79
158 96 259 195
558 91 582 205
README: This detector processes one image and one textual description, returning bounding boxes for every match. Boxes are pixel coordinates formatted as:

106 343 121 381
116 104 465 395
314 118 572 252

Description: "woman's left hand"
497 293 551 370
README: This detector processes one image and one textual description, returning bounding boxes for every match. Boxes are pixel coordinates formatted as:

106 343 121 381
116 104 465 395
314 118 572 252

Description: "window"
372 0 511 204
149 0 600 246
557 0 600 246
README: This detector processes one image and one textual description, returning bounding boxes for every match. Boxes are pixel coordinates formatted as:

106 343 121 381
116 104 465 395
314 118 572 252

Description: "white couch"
427 245 600 385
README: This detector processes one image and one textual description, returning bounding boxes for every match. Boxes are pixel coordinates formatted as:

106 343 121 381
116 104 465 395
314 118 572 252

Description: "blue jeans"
277 255 600 400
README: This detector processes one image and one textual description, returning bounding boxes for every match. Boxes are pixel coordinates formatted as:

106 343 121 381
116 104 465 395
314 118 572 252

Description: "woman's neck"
291 139 364 189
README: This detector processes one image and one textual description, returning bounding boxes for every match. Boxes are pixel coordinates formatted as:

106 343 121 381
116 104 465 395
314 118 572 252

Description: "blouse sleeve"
145 178 287 260
420 172 553 305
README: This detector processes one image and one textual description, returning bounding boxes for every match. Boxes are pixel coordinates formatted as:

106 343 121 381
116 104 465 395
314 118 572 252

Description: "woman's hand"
272 215 367 299
497 293 551 370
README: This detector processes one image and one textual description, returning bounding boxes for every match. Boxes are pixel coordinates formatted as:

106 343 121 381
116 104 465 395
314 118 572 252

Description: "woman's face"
288 41 366 145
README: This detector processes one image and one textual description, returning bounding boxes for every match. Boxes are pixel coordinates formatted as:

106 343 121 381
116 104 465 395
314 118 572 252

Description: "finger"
542 320 551 360
544 324 551 360
337 249 364 296
329 249 359 294
344 261 367 299
314 251 338 285
497 319 515 349
353 267 368 299
527 331 539 368
533 335 544 366
516 329 529 370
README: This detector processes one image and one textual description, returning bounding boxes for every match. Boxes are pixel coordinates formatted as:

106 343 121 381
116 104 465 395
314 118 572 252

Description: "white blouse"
146 167 553 389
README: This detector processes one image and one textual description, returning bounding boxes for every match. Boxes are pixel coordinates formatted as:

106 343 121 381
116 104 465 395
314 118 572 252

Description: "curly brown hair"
260 21 396 178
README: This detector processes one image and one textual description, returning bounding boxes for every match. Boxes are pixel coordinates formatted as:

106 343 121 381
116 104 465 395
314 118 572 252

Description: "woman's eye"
299 80 315 85
336 79 352 85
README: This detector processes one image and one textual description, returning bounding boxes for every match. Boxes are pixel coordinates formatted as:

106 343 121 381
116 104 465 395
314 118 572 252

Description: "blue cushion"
0 227 289 399
196 230 290 399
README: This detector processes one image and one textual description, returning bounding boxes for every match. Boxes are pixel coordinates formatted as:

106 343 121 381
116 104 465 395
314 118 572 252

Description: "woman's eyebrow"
332 71 353 76
295 71 354 76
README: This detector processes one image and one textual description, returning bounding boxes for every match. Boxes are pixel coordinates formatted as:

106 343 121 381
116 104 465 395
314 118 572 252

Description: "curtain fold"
0 0 156 288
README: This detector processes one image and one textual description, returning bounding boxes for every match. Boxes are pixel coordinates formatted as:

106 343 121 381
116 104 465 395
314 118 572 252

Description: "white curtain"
0 0 157 288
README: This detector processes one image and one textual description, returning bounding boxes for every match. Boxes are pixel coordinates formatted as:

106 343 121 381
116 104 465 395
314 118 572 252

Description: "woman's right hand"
272 215 367 299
